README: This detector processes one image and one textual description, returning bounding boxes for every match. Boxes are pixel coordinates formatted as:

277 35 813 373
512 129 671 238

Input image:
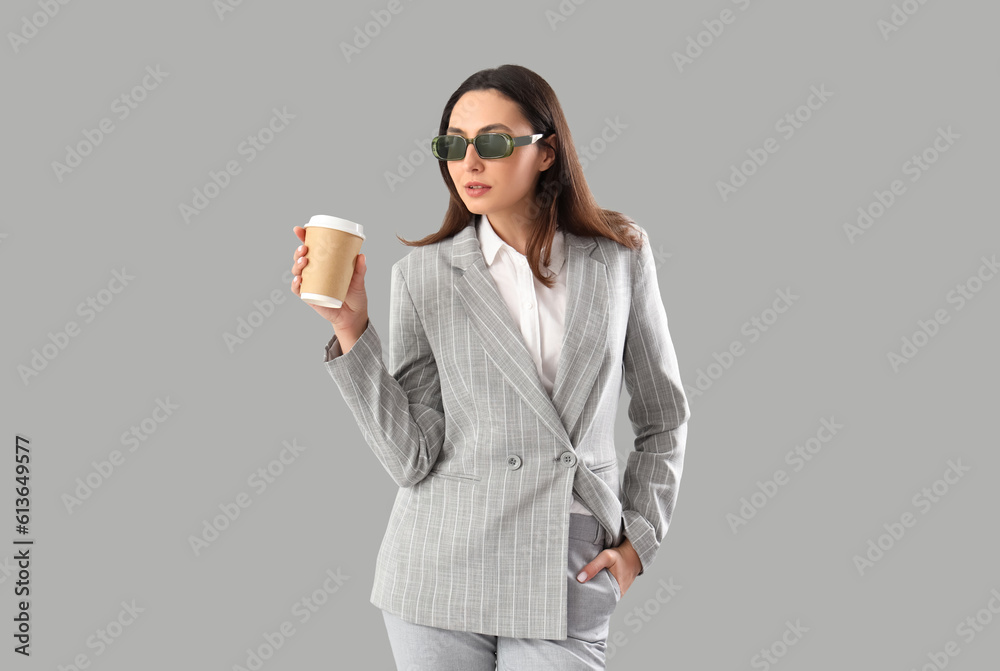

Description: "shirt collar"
477 214 565 274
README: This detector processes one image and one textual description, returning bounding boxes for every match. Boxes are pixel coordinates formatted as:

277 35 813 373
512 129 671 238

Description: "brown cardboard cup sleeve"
299 215 365 308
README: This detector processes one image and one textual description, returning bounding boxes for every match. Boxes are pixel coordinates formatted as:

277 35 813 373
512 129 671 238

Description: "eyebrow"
446 123 514 135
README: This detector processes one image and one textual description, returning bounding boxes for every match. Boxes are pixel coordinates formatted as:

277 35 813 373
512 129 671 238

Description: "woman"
291 64 690 670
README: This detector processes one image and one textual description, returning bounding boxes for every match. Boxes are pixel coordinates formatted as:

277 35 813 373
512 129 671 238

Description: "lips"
465 182 491 197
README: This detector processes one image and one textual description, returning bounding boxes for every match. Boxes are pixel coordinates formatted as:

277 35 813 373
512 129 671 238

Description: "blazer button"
560 451 578 468
506 455 522 470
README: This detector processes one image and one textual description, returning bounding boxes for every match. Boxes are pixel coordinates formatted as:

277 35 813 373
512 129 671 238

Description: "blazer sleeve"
321 261 446 488
620 226 691 576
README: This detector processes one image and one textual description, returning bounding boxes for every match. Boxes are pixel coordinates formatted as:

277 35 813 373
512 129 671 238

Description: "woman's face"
445 88 555 227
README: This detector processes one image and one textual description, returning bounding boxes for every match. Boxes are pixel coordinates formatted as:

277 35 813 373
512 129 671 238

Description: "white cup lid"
305 215 365 240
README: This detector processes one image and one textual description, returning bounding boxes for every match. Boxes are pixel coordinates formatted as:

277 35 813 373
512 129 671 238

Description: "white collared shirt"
477 214 593 517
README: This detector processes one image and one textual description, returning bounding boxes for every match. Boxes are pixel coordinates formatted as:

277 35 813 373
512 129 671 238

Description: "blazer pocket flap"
427 469 482 483
589 459 617 474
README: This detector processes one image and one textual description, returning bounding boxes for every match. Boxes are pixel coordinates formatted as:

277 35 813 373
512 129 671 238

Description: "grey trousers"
380 513 621 670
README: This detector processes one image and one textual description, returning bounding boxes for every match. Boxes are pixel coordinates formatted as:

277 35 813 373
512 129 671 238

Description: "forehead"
448 89 528 133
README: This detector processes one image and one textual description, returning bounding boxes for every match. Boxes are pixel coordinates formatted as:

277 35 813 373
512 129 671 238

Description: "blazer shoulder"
392 230 459 285
620 217 651 249
588 217 650 266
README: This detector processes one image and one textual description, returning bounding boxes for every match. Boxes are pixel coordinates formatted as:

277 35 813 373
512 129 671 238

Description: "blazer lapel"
452 220 609 449
551 232 609 444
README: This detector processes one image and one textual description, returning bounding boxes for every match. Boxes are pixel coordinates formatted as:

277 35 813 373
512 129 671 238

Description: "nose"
460 139 484 168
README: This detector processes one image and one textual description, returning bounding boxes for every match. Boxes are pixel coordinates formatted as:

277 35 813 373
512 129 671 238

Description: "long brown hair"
396 64 642 289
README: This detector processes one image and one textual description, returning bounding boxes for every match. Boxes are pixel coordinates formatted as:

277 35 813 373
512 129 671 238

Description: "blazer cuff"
323 321 373 363
322 320 380 383
622 509 659 576
324 333 343 361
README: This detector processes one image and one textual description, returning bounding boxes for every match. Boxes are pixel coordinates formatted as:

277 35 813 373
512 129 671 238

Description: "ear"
540 133 558 171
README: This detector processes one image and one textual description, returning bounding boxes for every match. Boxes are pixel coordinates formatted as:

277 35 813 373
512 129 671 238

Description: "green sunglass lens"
475 134 509 158
434 136 464 160
434 134 511 160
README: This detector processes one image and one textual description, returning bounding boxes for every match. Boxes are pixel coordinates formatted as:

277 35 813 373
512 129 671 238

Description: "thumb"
577 551 610 583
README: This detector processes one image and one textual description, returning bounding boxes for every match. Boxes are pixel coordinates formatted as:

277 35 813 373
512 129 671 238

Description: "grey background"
2 0 998 668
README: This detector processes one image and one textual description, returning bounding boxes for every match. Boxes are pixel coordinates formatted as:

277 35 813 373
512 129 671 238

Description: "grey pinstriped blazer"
322 218 689 640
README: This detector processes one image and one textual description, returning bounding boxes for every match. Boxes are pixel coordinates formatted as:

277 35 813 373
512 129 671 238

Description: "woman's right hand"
291 226 369 338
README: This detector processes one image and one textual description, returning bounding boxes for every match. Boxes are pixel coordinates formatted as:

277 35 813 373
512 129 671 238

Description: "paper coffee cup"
300 215 365 308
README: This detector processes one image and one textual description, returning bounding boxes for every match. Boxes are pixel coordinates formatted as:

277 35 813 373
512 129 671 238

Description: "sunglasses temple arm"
511 133 545 147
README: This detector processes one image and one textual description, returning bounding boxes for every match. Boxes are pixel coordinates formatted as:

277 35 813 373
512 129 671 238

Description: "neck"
484 211 533 256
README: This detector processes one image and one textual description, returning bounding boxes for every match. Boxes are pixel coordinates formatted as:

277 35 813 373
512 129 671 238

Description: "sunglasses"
431 132 546 161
